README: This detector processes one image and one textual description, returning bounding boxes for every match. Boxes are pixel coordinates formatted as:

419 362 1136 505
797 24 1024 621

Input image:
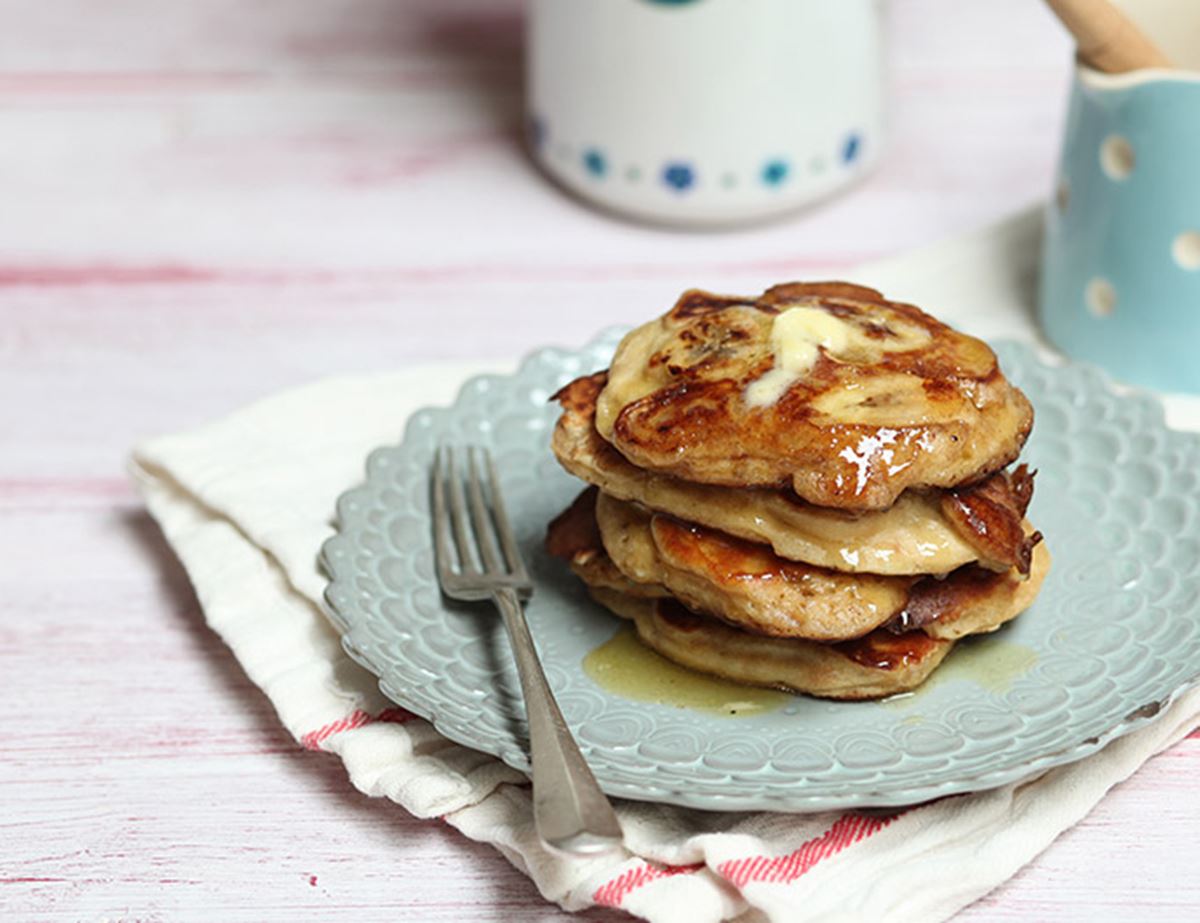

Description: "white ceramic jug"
526 0 885 226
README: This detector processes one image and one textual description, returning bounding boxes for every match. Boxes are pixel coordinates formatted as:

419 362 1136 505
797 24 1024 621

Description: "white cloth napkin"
131 209 1200 923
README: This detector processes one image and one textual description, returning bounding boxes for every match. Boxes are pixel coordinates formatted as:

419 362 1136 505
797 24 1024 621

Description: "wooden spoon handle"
1044 0 1172 72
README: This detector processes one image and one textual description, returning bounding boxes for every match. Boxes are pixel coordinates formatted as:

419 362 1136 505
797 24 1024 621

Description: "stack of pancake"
545 282 1049 700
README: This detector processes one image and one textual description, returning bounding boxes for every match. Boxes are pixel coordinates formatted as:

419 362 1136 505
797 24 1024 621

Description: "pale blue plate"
321 333 1200 812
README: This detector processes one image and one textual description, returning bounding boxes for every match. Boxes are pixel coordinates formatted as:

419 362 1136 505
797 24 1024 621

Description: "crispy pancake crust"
893 540 1049 641
593 491 1048 642
942 466 1041 575
595 282 1034 511
553 372 1036 575
587 588 953 700
546 487 668 599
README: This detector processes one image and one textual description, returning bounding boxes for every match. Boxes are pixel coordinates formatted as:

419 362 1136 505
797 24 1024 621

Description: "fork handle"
493 587 624 856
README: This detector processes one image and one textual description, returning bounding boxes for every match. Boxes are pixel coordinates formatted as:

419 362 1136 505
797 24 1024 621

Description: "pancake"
896 540 1049 641
545 487 668 600
553 371 1037 575
546 492 1047 699
593 491 1049 642
594 282 1034 511
595 491 908 641
586 589 953 700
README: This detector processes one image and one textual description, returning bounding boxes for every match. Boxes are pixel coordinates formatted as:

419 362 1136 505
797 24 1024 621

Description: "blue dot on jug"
526 115 545 151
583 148 607 178
842 133 862 165
662 162 696 192
762 159 790 187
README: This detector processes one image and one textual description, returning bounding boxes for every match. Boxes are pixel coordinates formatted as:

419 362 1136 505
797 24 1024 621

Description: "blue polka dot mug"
526 0 883 226
1039 5 1200 393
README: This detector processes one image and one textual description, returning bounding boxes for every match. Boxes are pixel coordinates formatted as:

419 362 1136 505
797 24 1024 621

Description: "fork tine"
444 447 479 575
480 448 529 581
466 446 503 574
432 446 458 582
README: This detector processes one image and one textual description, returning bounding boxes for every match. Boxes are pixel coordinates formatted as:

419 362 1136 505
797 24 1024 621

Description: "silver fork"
432 446 623 856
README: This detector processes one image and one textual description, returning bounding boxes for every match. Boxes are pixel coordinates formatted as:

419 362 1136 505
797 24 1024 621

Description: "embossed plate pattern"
321 334 1200 812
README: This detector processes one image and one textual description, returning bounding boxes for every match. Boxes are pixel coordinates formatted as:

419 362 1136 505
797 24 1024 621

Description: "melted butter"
744 305 932 409
584 626 791 717
745 307 852 407
884 636 1037 708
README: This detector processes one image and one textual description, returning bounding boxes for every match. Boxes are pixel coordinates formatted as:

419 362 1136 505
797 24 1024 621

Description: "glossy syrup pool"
583 625 792 717
884 635 1038 708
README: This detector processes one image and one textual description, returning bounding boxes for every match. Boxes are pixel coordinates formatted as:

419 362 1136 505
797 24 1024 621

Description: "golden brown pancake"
545 487 669 600
595 491 908 641
592 491 1048 642
895 541 1049 641
553 371 1037 575
550 489 1047 639
545 492 1047 699
586 588 953 700
594 282 1034 511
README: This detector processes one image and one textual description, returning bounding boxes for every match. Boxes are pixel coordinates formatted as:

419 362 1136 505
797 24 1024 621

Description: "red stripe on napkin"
593 861 704 907
300 706 417 750
717 813 897 888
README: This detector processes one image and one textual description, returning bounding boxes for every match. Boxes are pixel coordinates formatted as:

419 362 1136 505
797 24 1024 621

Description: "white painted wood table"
3 1 1198 920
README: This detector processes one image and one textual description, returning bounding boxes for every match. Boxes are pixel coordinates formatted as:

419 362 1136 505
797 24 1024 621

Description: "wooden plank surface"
3 1 1198 921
